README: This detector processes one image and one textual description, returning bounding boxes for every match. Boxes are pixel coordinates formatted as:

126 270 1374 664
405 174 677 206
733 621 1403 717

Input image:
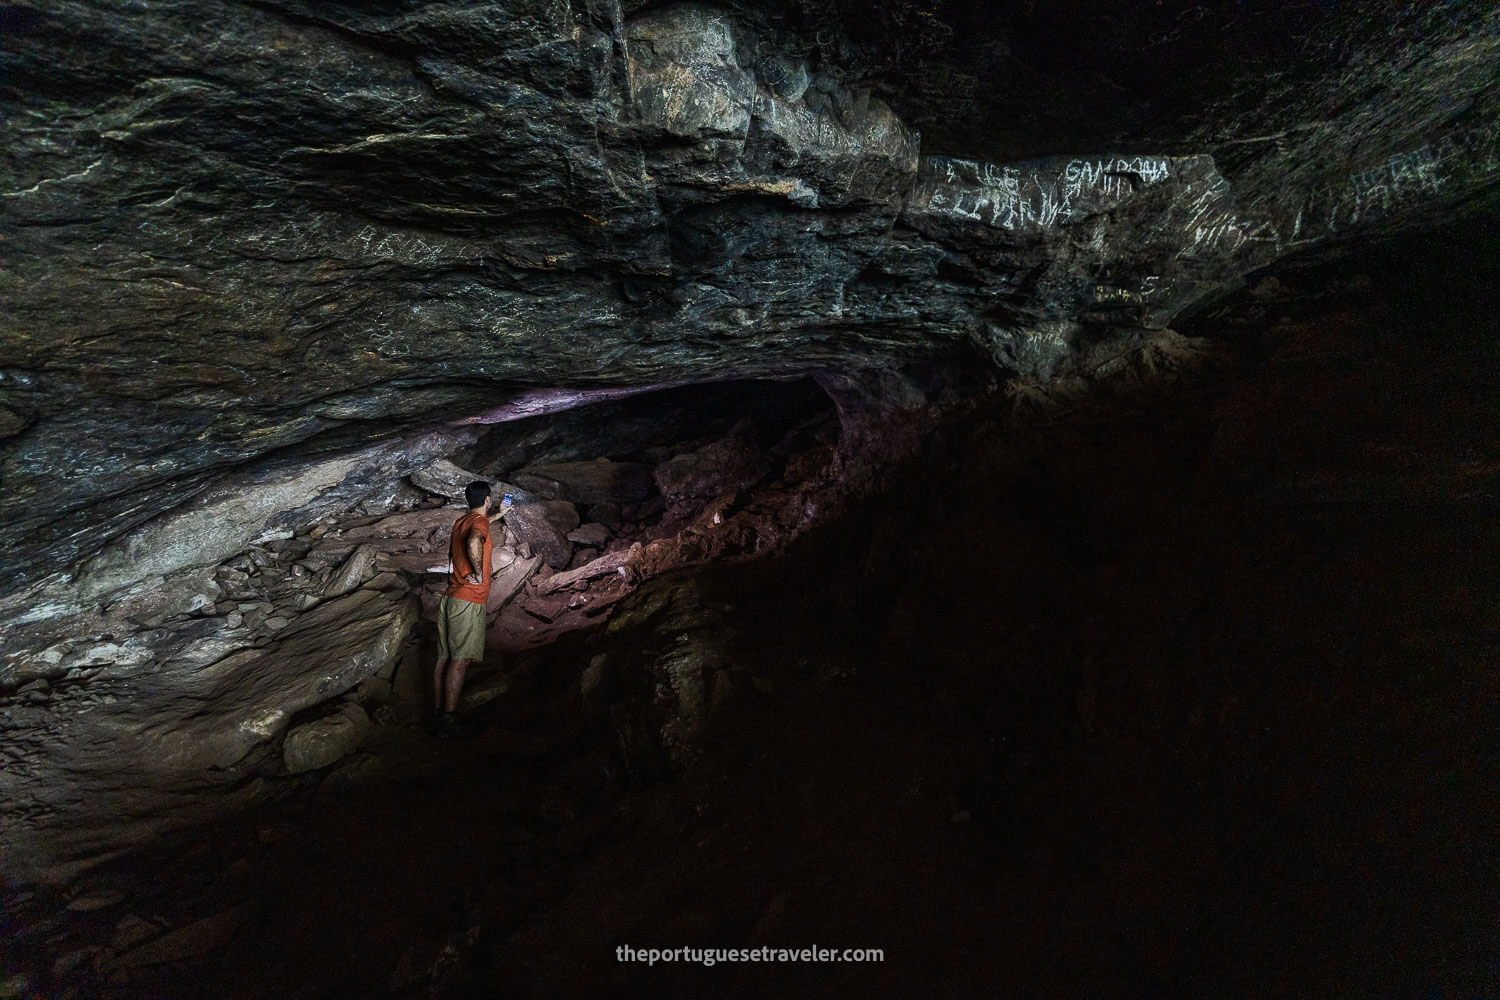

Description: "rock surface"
3 448 849 881
655 436 772 498
486 552 543 615
601 576 738 778
283 702 371 775
0 223 1495 1000
511 460 657 504
566 523 612 547
1 0 1496 603
0 582 416 881
323 543 378 599
503 501 581 570
407 459 492 505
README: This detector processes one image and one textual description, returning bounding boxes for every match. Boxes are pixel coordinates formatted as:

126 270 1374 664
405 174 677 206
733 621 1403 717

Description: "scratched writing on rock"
1345 145 1444 222
1092 276 1166 304
753 92 910 160
918 155 1172 231
353 225 484 266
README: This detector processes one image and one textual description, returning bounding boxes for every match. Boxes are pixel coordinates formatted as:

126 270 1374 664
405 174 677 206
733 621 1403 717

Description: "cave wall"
2 0 1497 606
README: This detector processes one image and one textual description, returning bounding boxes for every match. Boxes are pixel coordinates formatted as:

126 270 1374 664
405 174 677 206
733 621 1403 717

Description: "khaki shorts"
436 595 486 662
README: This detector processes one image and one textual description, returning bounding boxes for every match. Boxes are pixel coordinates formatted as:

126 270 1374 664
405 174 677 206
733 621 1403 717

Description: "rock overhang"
0 0 1497 603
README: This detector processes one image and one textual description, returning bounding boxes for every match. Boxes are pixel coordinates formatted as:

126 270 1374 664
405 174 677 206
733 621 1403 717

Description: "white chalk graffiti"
1185 211 1249 254
1063 156 1170 200
1307 131 1497 240
1091 275 1169 306
752 91 914 171
915 154 1172 232
1175 173 1252 257
1346 145 1444 224
352 225 484 267
917 128 1489 265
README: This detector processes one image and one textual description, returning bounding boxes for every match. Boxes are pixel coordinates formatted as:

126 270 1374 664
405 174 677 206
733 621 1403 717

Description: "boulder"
602 576 733 778
360 572 406 592
323 543 377 599
511 459 656 504
580 654 620 708
586 502 625 529
534 500 582 534
107 904 252 971
487 552 543 614
136 588 418 775
567 523 612 547
655 438 772 498
536 545 642 595
373 552 450 576
283 702 371 775
407 459 490 506
341 508 462 542
503 501 579 570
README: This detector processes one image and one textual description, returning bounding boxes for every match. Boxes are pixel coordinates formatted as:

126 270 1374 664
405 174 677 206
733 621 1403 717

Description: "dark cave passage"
4 219 1497 999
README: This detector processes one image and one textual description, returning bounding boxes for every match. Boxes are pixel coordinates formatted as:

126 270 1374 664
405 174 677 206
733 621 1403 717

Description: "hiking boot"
440 712 484 740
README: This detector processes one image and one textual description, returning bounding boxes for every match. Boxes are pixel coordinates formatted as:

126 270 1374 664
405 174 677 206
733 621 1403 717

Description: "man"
431 480 500 737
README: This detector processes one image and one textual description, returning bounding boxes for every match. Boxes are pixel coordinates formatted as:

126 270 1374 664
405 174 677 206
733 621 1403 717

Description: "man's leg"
432 596 455 730
443 658 471 712
445 598 486 713
432 598 485 737
432 658 449 712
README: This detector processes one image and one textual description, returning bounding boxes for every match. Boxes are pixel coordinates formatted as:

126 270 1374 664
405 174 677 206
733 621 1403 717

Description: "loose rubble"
0 407 871 883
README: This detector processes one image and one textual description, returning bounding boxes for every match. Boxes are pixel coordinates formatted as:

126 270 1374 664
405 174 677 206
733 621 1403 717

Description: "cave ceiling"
1 0 1497 599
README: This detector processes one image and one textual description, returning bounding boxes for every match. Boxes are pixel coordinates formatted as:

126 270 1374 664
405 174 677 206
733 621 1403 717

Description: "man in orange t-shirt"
431 480 495 737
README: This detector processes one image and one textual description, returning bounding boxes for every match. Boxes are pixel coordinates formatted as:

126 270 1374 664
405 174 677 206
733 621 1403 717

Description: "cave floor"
19 494 1495 999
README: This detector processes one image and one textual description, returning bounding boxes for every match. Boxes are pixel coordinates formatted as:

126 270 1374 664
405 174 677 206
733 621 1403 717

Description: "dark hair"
464 481 491 509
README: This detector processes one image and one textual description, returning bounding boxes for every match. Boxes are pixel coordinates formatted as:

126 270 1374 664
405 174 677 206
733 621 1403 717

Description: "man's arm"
464 529 485 585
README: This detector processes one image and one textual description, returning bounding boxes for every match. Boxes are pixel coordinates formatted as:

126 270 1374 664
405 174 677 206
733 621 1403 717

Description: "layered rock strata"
2 1 1496 599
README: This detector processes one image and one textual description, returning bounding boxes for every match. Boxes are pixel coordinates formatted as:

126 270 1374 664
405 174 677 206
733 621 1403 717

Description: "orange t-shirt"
442 510 492 605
